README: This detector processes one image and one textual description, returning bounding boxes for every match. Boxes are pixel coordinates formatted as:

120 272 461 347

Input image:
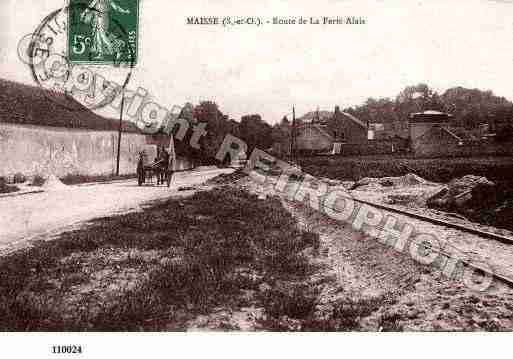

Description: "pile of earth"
350 173 429 191
41 174 69 191
345 173 441 207
426 175 496 211
323 172 513 231
426 175 513 231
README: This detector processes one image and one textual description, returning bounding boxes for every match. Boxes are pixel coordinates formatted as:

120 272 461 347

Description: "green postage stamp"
67 0 139 64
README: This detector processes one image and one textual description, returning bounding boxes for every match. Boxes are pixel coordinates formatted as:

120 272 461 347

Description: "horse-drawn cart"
136 148 173 187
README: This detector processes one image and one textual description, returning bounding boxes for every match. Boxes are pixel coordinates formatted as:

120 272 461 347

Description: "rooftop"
409 110 453 123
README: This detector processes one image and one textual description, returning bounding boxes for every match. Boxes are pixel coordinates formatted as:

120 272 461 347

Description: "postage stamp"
67 0 139 64
19 3 135 112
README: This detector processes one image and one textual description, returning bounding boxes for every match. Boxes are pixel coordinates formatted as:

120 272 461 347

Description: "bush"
30 175 46 187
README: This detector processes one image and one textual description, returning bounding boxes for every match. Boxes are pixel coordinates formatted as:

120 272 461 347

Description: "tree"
239 114 273 152
441 87 512 128
280 115 290 127
178 102 196 124
271 116 291 154
193 101 233 162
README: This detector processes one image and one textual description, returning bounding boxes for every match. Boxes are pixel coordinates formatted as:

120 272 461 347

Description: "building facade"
328 106 368 144
409 110 453 142
290 106 369 154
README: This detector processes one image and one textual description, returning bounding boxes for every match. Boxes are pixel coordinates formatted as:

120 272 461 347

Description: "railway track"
233 174 513 290
330 195 513 290
353 196 513 245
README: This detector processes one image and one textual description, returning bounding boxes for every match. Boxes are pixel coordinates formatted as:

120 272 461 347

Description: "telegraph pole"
292 106 296 162
115 94 125 176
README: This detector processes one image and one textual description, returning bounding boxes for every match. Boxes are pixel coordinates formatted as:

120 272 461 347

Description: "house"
291 106 368 154
328 106 368 144
409 111 455 156
408 110 513 157
273 106 416 156
409 111 453 142
294 122 335 153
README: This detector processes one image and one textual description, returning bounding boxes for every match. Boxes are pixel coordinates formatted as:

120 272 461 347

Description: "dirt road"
0 167 234 254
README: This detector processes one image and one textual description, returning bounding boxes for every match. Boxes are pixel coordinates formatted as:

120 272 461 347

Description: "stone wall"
0 123 194 178
333 139 409 156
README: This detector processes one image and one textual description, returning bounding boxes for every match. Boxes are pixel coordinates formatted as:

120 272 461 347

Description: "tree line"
171 84 513 162
171 101 273 163
344 83 513 130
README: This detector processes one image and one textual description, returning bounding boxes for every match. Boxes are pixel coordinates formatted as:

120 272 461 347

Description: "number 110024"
52 345 82 354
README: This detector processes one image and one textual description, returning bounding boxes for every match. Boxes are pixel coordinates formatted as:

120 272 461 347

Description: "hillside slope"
0 78 139 133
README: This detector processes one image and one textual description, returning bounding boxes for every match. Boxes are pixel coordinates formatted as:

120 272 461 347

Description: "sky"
1 0 513 124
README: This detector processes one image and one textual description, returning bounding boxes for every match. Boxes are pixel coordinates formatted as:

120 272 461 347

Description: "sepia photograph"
1 0 513 356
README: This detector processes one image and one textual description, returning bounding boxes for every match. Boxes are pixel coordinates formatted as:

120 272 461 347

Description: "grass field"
297 155 513 183
0 186 326 330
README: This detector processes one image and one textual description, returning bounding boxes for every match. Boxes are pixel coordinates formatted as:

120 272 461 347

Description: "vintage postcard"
1 0 513 357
